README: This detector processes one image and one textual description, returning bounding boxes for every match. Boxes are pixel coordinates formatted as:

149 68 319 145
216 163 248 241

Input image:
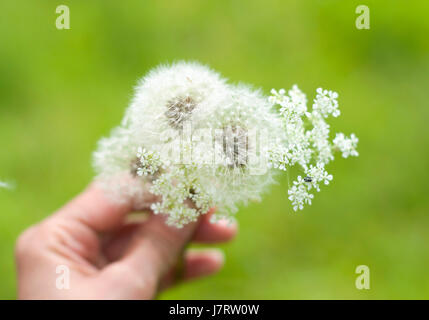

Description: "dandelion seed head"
93 62 359 227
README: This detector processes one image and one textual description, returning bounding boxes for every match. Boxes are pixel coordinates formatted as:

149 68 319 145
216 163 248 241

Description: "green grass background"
1 0 429 299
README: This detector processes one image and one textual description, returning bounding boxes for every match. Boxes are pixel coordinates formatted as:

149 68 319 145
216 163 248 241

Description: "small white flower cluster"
135 147 162 177
313 88 340 118
93 61 358 227
268 85 358 212
148 166 213 227
333 133 359 158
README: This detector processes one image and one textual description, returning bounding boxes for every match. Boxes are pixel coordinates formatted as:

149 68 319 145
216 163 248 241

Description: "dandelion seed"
165 95 197 129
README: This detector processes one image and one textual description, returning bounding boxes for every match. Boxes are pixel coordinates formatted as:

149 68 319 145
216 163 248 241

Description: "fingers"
98 213 198 297
193 214 237 243
116 213 198 282
159 249 225 290
98 210 236 299
102 222 142 262
102 214 237 262
183 249 224 279
57 183 133 232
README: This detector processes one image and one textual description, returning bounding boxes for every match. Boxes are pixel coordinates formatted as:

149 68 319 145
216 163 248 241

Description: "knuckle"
15 218 57 259
15 225 39 258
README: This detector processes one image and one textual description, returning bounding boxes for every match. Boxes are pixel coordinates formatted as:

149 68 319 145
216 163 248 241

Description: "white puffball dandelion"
93 61 358 227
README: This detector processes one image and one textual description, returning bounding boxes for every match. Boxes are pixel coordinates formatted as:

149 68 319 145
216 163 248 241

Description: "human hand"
15 184 237 299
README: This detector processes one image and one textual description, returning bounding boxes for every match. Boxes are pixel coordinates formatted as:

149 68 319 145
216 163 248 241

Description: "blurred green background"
1 0 429 299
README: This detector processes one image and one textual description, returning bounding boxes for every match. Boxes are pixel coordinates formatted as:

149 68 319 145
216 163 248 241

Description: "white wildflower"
268 144 291 171
272 85 307 125
166 206 199 228
93 62 359 227
333 133 359 158
305 163 333 192
269 84 357 210
135 147 162 176
315 141 334 166
288 177 314 211
312 88 340 118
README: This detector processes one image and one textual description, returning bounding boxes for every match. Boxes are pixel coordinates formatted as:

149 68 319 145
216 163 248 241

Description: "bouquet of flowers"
93 61 358 227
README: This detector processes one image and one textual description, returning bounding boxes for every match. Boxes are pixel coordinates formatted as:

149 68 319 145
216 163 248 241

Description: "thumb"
57 183 133 232
100 210 212 296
